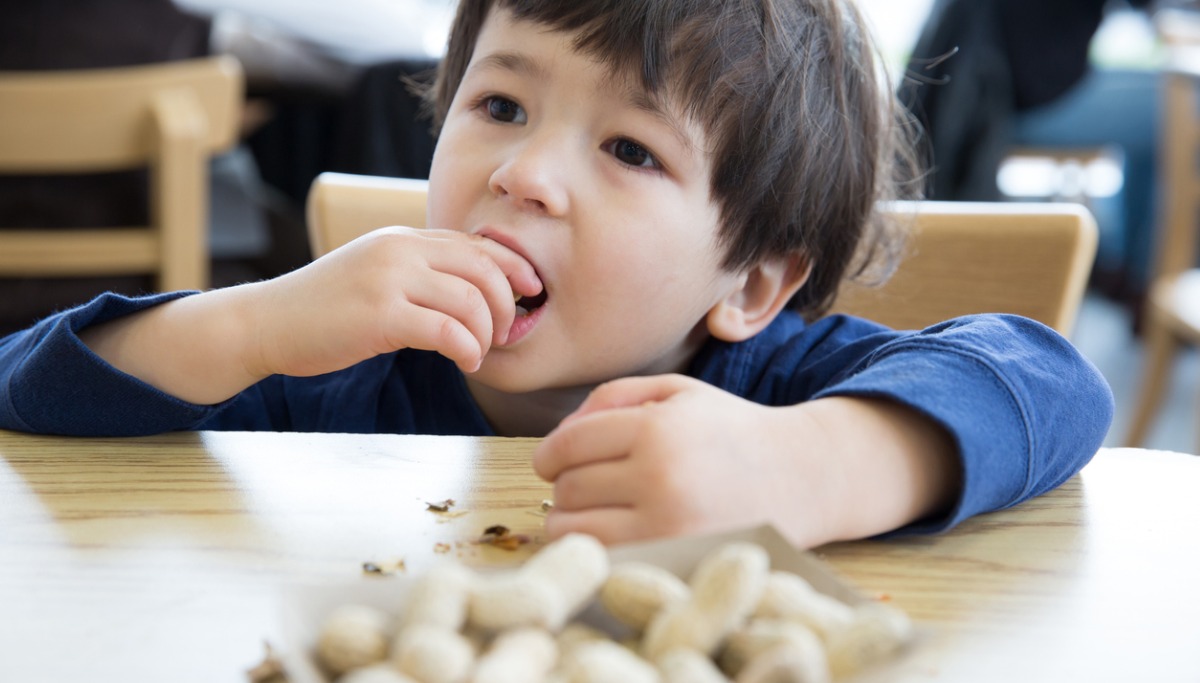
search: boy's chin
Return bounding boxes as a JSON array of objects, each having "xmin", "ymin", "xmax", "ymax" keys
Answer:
[
  {"xmin": 464, "ymin": 359, "xmax": 550, "ymax": 394},
  {"xmin": 465, "ymin": 359, "xmax": 598, "ymax": 397}
]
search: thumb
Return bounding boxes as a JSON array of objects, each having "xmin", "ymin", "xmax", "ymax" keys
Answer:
[{"xmin": 564, "ymin": 374, "xmax": 700, "ymax": 423}]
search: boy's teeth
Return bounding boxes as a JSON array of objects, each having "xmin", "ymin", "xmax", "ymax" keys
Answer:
[{"xmin": 515, "ymin": 305, "xmax": 530, "ymax": 317}]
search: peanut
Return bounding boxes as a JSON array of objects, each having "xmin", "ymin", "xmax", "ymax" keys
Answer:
[
  {"xmin": 654, "ymin": 648, "xmax": 731, "ymax": 683},
  {"xmin": 560, "ymin": 640, "xmax": 660, "ymax": 683},
  {"xmin": 825, "ymin": 602, "xmax": 914, "ymax": 678},
  {"xmin": 402, "ymin": 563, "xmax": 476, "ymax": 632},
  {"xmin": 470, "ymin": 627, "xmax": 558, "ymax": 683},
  {"xmin": 391, "ymin": 623, "xmax": 475, "ymax": 683},
  {"xmin": 735, "ymin": 643, "xmax": 830, "ymax": 683},
  {"xmin": 642, "ymin": 543, "xmax": 770, "ymax": 659},
  {"xmin": 469, "ymin": 533, "xmax": 608, "ymax": 631},
  {"xmin": 317, "ymin": 604, "xmax": 391, "ymax": 676},
  {"xmin": 557, "ymin": 622, "xmax": 611, "ymax": 654},
  {"xmin": 752, "ymin": 571, "xmax": 854, "ymax": 643},
  {"xmin": 600, "ymin": 562, "xmax": 690, "ymax": 632},
  {"xmin": 337, "ymin": 664, "xmax": 419, "ymax": 683},
  {"xmin": 721, "ymin": 619, "xmax": 829, "ymax": 683},
  {"xmin": 718, "ymin": 619, "xmax": 826, "ymax": 679}
]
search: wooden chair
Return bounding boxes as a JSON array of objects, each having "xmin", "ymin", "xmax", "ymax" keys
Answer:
[
  {"xmin": 831, "ymin": 201, "xmax": 1097, "ymax": 335},
  {"xmin": 306, "ymin": 172, "xmax": 1097, "ymax": 336},
  {"xmin": 306, "ymin": 172, "xmax": 429, "ymax": 257},
  {"xmin": 1122, "ymin": 44, "xmax": 1200, "ymax": 448},
  {"xmin": 0, "ymin": 56, "xmax": 243, "ymax": 292}
]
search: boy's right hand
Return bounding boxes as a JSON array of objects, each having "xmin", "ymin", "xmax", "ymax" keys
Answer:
[
  {"xmin": 81, "ymin": 226, "xmax": 541, "ymax": 405},
  {"xmin": 252, "ymin": 226, "xmax": 542, "ymax": 378}
]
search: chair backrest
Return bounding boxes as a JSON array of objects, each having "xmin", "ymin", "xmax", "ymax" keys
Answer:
[
  {"xmin": 831, "ymin": 201, "xmax": 1097, "ymax": 334},
  {"xmin": 0, "ymin": 56, "xmax": 244, "ymax": 291},
  {"xmin": 1154, "ymin": 47, "xmax": 1200, "ymax": 283},
  {"xmin": 306, "ymin": 173, "xmax": 1097, "ymax": 335},
  {"xmin": 306, "ymin": 172, "xmax": 429, "ymax": 258}
]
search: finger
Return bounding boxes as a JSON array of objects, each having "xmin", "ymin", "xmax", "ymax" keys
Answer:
[
  {"xmin": 468, "ymin": 239, "xmax": 543, "ymax": 346},
  {"xmin": 381, "ymin": 302, "xmax": 484, "ymax": 372},
  {"xmin": 543, "ymin": 507, "xmax": 649, "ymax": 545},
  {"xmin": 344, "ymin": 227, "xmax": 515, "ymax": 349},
  {"xmin": 424, "ymin": 230, "xmax": 541, "ymax": 299},
  {"xmin": 495, "ymin": 256, "xmax": 543, "ymax": 302},
  {"xmin": 532, "ymin": 408, "xmax": 641, "ymax": 481},
  {"xmin": 567, "ymin": 374, "xmax": 699, "ymax": 422},
  {"xmin": 402, "ymin": 269, "xmax": 496, "ymax": 356},
  {"xmin": 552, "ymin": 459, "xmax": 641, "ymax": 511},
  {"xmin": 466, "ymin": 233, "xmax": 543, "ymax": 297},
  {"xmin": 423, "ymin": 238, "xmax": 530, "ymax": 346}
]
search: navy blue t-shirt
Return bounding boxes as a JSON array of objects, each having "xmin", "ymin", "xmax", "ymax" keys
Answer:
[{"xmin": 0, "ymin": 291, "xmax": 1114, "ymax": 535}]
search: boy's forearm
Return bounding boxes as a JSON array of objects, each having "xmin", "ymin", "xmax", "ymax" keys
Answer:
[
  {"xmin": 776, "ymin": 396, "xmax": 961, "ymax": 545},
  {"xmin": 79, "ymin": 283, "xmax": 268, "ymax": 405}
]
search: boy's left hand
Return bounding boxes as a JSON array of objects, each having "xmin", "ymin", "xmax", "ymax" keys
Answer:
[{"xmin": 532, "ymin": 374, "xmax": 836, "ymax": 547}]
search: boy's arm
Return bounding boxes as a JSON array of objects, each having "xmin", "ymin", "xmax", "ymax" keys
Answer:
[
  {"xmin": 0, "ymin": 227, "xmax": 540, "ymax": 434},
  {"xmin": 77, "ymin": 283, "xmax": 269, "ymax": 405},
  {"xmin": 533, "ymin": 315, "xmax": 1113, "ymax": 547},
  {"xmin": 0, "ymin": 291, "xmax": 230, "ymax": 436},
  {"xmin": 78, "ymin": 227, "xmax": 540, "ymax": 406},
  {"xmin": 777, "ymin": 395, "xmax": 962, "ymax": 544}
]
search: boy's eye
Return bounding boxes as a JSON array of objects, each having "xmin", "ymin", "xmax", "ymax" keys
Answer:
[
  {"xmin": 606, "ymin": 138, "xmax": 659, "ymax": 170},
  {"xmin": 485, "ymin": 96, "xmax": 526, "ymax": 124}
]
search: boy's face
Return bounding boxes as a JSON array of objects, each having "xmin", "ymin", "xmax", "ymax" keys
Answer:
[{"xmin": 428, "ymin": 7, "xmax": 742, "ymax": 393}]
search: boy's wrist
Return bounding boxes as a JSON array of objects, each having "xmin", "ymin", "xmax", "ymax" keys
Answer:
[
  {"xmin": 147, "ymin": 283, "xmax": 275, "ymax": 404},
  {"xmin": 776, "ymin": 397, "xmax": 960, "ymax": 544},
  {"xmin": 226, "ymin": 280, "xmax": 281, "ymax": 382},
  {"xmin": 751, "ymin": 403, "xmax": 843, "ymax": 547}
]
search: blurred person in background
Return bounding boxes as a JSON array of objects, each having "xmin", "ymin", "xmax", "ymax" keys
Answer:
[{"xmin": 900, "ymin": 0, "xmax": 1196, "ymax": 326}]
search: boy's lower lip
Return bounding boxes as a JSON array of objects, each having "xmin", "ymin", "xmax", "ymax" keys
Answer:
[{"xmin": 502, "ymin": 301, "xmax": 546, "ymax": 346}]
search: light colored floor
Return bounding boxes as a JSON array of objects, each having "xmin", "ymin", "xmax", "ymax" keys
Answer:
[{"xmin": 1071, "ymin": 292, "xmax": 1197, "ymax": 453}]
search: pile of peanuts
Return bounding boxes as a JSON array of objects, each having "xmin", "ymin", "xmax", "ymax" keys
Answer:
[{"xmin": 313, "ymin": 533, "xmax": 913, "ymax": 683}]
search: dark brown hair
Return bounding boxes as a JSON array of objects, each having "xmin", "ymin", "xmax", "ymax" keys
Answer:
[{"xmin": 428, "ymin": 0, "xmax": 921, "ymax": 319}]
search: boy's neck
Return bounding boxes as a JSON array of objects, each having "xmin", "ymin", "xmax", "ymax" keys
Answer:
[{"xmin": 464, "ymin": 378, "xmax": 593, "ymax": 438}]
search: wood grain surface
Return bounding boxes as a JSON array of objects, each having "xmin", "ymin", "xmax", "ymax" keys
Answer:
[{"xmin": 1, "ymin": 430, "xmax": 1196, "ymax": 681}]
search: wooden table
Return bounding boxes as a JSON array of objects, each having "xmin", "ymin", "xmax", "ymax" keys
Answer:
[{"xmin": 1, "ymin": 430, "xmax": 1197, "ymax": 682}]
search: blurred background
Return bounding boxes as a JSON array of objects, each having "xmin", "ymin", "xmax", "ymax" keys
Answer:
[
  {"xmin": 0, "ymin": 0, "xmax": 1195, "ymax": 452},
  {"xmin": 862, "ymin": 1, "xmax": 1198, "ymax": 453}
]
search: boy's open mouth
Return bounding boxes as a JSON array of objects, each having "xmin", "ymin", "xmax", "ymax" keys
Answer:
[{"xmin": 515, "ymin": 288, "xmax": 548, "ymax": 317}]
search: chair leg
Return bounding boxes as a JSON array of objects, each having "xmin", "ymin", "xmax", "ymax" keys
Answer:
[
  {"xmin": 1124, "ymin": 323, "xmax": 1182, "ymax": 447},
  {"xmin": 1195, "ymin": 384, "xmax": 1200, "ymax": 456}
]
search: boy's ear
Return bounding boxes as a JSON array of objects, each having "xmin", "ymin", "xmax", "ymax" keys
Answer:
[{"xmin": 706, "ymin": 254, "xmax": 812, "ymax": 342}]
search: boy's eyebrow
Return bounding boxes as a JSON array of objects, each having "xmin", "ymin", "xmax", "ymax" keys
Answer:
[{"xmin": 467, "ymin": 51, "xmax": 551, "ymax": 82}]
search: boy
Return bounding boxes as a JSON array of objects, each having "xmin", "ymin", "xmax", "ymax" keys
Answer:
[{"xmin": 0, "ymin": 0, "xmax": 1112, "ymax": 549}]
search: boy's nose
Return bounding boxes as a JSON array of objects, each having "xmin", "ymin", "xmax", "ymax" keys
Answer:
[{"xmin": 487, "ymin": 136, "xmax": 570, "ymax": 217}]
